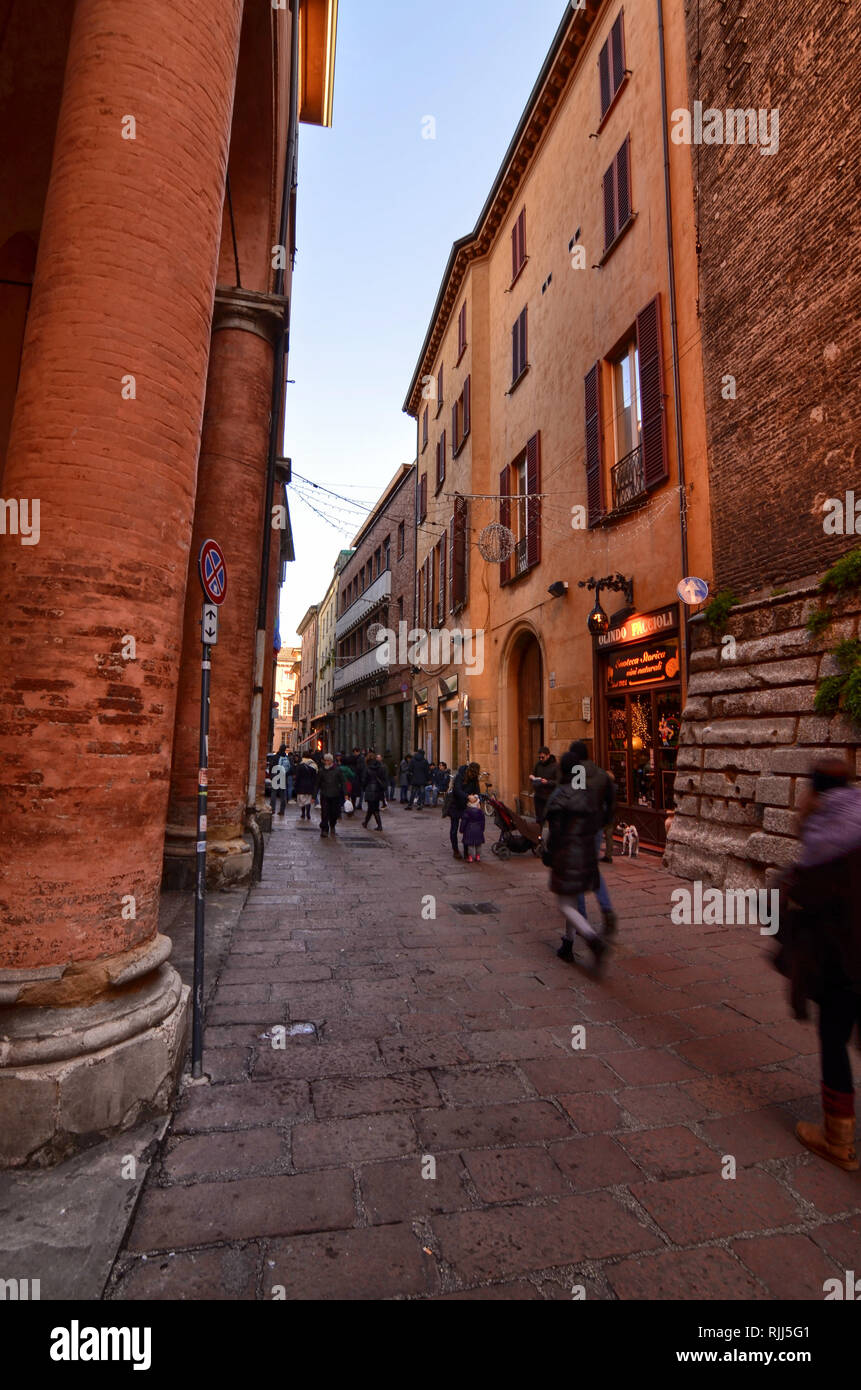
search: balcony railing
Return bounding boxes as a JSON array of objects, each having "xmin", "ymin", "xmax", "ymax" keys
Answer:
[
  {"xmin": 333, "ymin": 647, "xmax": 390, "ymax": 694},
  {"xmin": 514, "ymin": 537, "xmax": 529, "ymax": 576},
  {"xmin": 335, "ymin": 568, "xmax": 391, "ymax": 641},
  {"xmin": 610, "ymin": 444, "xmax": 645, "ymax": 512}
]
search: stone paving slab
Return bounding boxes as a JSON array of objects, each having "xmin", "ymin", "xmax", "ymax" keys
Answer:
[{"xmin": 107, "ymin": 803, "xmax": 861, "ymax": 1301}]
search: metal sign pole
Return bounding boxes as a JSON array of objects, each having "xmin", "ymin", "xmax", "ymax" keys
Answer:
[{"xmin": 192, "ymin": 617, "xmax": 212, "ymax": 1078}]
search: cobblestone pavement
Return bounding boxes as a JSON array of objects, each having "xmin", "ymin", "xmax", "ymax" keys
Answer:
[{"xmin": 109, "ymin": 801, "xmax": 861, "ymax": 1301}]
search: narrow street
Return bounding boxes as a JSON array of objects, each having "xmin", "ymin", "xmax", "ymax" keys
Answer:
[{"xmin": 108, "ymin": 809, "xmax": 861, "ymax": 1301}]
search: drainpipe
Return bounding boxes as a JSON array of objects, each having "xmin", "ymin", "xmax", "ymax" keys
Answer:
[
  {"xmin": 246, "ymin": 0, "xmax": 300, "ymax": 848},
  {"xmin": 656, "ymin": 0, "xmax": 691, "ymax": 679}
]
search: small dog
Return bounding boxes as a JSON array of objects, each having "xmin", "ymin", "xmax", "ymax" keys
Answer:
[{"xmin": 621, "ymin": 823, "xmax": 640, "ymax": 858}]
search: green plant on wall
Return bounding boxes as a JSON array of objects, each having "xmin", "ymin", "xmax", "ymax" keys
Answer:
[
  {"xmin": 703, "ymin": 589, "xmax": 737, "ymax": 637},
  {"xmin": 811, "ymin": 549, "xmax": 861, "ymax": 725}
]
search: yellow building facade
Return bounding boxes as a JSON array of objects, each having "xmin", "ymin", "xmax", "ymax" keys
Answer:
[{"xmin": 405, "ymin": 0, "xmax": 712, "ymax": 847}]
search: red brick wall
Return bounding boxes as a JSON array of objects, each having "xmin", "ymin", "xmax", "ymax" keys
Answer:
[
  {"xmin": 0, "ymin": 0, "xmax": 244, "ymax": 968},
  {"xmin": 689, "ymin": 0, "xmax": 861, "ymax": 596}
]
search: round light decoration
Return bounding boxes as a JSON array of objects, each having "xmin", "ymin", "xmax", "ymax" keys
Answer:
[
  {"xmin": 677, "ymin": 576, "xmax": 710, "ymax": 605},
  {"xmin": 478, "ymin": 522, "xmax": 515, "ymax": 563}
]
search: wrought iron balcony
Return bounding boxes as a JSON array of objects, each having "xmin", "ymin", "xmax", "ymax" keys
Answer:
[
  {"xmin": 335, "ymin": 568, "xmax": 391, "ymax": 641},
  {"xmin": 514, "ymin": 537, "xmax": 529, "ymax": 576},
  {"xmin": 610, "ymin": 444, "xmax": 645, "ymax": 512}
]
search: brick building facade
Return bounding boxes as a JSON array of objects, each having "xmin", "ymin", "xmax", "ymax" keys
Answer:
[
  {"xmin": 0, "ymin": 0, "xmax": 338, "ymax": 1165},
  {"xmin": 665, "ymin": 0, "xmax": 861, "ymax": 887},
  {"xmin": 333, "ymin": 464, "xmax": 417, "ymax": 759}
]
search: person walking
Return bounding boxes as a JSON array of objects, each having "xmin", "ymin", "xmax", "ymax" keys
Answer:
[
  {"xmin": 384, "ymin": 752, "xmax": 397, "ymax": 804},
  {"xmin": 407, "ymin": 749, "xmax": 430, "ymax": 810},
  {"xmin": 460, "ymin": 793, "xmax": 486, "ymax": 863},
  {"xmin": 318, "ymin": 753, "xmax": 347, "ymax": 838},
  {"xmin": 777, "ymin": 758, "xmax": 861, "ymax": 1171},
  {"xmin": 424, "ymin": 762, "xmax": 438, "ymax": 806},
  {"xmin": 568, "ymin": 740, "xmax": 618, "ymax": 937},
  {"xmin": 543, "ymin": 750, "xmax": 608, "ymax": 972},
  {"xmin": 270, "ymin": 744, "xmax": 289, "ymax": 817},
  {"xmin": 294, "ymin": 755, "xmax": 319, "ymax": 823},
  {"xmin": 350, "ymin": 747, "xmax": 367, "ymax": 812},
  {"xmin": 529, "ymin": 746, "xmax": 559, "ymax": 825},
  {"xmin": 398, "ymin": 756, "xmax": 410, "ymax": 804},
  {"xmin": 447, "ymin": 761, "xmax": 481, "ymax": 860},
  {"xmin": 362, "ymin": 753, "xmax": 388, "ymax": 831}
]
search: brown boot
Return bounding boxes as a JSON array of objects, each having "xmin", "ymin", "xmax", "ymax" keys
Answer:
[{"xmin": 796, "ymin": 1088, "xmax": 858, "ymax": 1171}]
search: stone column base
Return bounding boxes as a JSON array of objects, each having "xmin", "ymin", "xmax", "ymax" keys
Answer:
[
  {"xmin": 162, "ymin": 823, "xmax": 253, "ymax": 890},
  {"xmin": 0, "ymin": 960, "xmax": 190, "ymax": 1168}
]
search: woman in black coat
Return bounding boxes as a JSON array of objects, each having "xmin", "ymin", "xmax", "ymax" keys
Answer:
[{"xmin": 543, "ymin": 751, "xmax": 607, "ymax": 971}]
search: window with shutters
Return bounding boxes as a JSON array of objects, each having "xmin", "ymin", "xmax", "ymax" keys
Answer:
[
  {"xmin": 422, "ymin": 406, "xmax": 429, "ymax": 452},
  {"xmin": 598, "ymin": 11, "xmax": 627, "ymax": 124},
  {"xmin": 436, "ymin": 365, "xmax": 444, "ymax": 417},
  {"xmin": 602, "ymin": 135, "xmax": 633, "ymax": 255},
  {"xmin": 418, "ymin": 473, "xmax": 427, "ymax": 523},
  {"xmin": 457, "ymin": 302, "xmax": 467, "ymax": 362},
  {"xmin": 511, "ymin": 308, "xmax": 528, "ymax": 389},
  {"xmin": 511, "ymin": 207, "xmax": 527, "ymax": 285},
  {"xmin": 585, "ymin": 294, "xmax": 667, "ymax": 526},
  {"xmin": 452, "ymin": 375, "xmax": 471, "ymax": 456},
  {"xmin": 437, "ymin": 534, "xmax": 447, "ymax": 625},
  {"xmin": 435, "ymin": 430, "xmax": 446, "ymax": 492},
  {"xmin": 450, "ymin": 494, "xmax": 468, "ymax": 611},
  {"xmin": 499, "ymin": 434, "xmax": 541, "ymax": 585}
]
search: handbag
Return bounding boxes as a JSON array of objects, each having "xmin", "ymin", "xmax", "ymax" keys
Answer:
[{"xmin": 343, "ymin": 798, "xmax": 354, "ymax": 816}]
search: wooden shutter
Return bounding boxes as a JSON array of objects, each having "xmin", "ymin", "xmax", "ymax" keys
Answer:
[
  {"xmin": 438, "ymin": 365, "xmax": 443, "ymax": 407},
  {"xmin": 637, "ymin": 294, "xmax": 668, "ymax": 490},
  {"xmin": 463, "ymin": 375, "xmax": 471, "ymax": 436},
  {"xmin": 585, "ymin": 362, "xmax": 604, "ymax": 527},
  {"xmin": 419, "ymin": 473, "xmax": 427, "ymax": 521},
  {"xmin": 499, "ymin": 466, "xmax": 512, "ymax": 586},
  {"xmin": 452, "ymin": 401, "xmax": 459, "ymax": 454},
  {"xmin": 511, "ymin": 318, "xmax": 519, "ymax": 383},
  {"xmin": 603, "ymin": 162, "xmax": 616, "ymax": 251},
  {"xmin": 616, "ymin": 136, "xmax": 630, "ymax": 232},
  {"xmin": 453, "ymin": 495, "xmax": 467, "ymax": 607},
  {"xmin": 611, "ymin": 12, "xmax": 625, "ymax": 95},
  {"xmin": 520, "ymin": 310, "xmax": 528, "ymax": 373},
  {"xmin": 440, "ymin": 429, "xmax": 446, "ymax": 485},
  {"xmin": 511, "ymin": 220, "xmax": 519, "ymax": 281},
  {"xmin": 448, "ymin": 515, "xmax": 455, "ymax": 613},
  {"xmin": 426, "ymin": 555, "xmax": 433, "ymax": 631},
  {"xmin": 438, "ymin": 535, "xmax": 446, "ymax": 624},
  {"xmin": 526, "ymin": 432, "xmax": 541, "ymax": 569},
  {"xmin": 599, "ymin": 38, "xmax": 611, "ymax": 117}
]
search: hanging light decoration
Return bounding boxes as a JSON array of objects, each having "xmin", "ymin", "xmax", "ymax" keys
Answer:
[
  {"xmin": 587, "ymin": 595, "xmax": 610, "ymax": 636},
  {"xmin": 478, "ymin": 522, "xmax": 515, "ymax": 563}
]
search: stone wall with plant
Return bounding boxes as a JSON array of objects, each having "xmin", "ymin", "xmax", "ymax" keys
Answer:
[{"xmin": 665, "ymin": 556, "xmax": 861, "ymax": 890}]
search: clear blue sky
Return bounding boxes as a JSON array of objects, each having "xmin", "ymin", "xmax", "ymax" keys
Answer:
[{"xmin": 281, "ymin": 0, "xmax": 567, "ymax": 643}]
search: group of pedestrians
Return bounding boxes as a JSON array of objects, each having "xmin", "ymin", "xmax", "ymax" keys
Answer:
[{"xmin": 269, "ymin": 745, "xmax": 395, "ymax": 836}]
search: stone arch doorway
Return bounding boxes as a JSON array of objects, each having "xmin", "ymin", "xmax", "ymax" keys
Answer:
[{"xmin": 501, "ymin": 626, "xmax": 545, "ymax": 813}]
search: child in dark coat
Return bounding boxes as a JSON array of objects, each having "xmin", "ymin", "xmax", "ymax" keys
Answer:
[{"xmin": 460, "ymin": 794, "xmax": 486, "ymax": 863}]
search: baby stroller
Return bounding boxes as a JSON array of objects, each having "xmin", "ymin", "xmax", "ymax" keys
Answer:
[{"xmin": 483, "ymin": 793, "xmax": 542, "ymax": 860}]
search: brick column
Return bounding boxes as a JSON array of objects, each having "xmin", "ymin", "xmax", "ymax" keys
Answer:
[
  {"xmin": 0, "ymin": 0, "xmax": 244, "ymax": 1166},
  {"xmin": 164, "ymin": 290, "xmax": 286, "ymax": 888}
]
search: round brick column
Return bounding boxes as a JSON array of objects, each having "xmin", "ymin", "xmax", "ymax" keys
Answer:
[
  {"xmin": 164, "ymin": 291, "xmax": 286, "ymax": 888},
  {"xmin": 0, "ymin": 0, "xmax": 244, "ymax": 1166}
]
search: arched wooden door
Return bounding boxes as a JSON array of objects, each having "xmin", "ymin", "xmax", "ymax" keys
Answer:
[{"xmin": 516, "ymin": 635, "xmax": 543, "ymax": 810}]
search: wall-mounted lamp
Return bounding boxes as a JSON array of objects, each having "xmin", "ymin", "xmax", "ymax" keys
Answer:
[
  {"xmin": 578, "ymin": 573, "xmax": 634, "ymax": 636},
  {"xmin": 548, "ymin": 580, "xmax": 569, "ymax": 598}
]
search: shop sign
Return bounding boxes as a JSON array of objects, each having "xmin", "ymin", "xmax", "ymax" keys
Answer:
[
  {"xmin": 597, "ymin": 603, "xmax": 678, "ymax": 650},
  {"xmin": 606, "ymin": 640, "xmax": 680, "ymax": 691}
]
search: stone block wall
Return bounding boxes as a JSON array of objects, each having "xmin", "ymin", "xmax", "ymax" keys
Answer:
[{"xmin": 664, "ymin": 581, "xmax": 861, "ymax": 889}]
